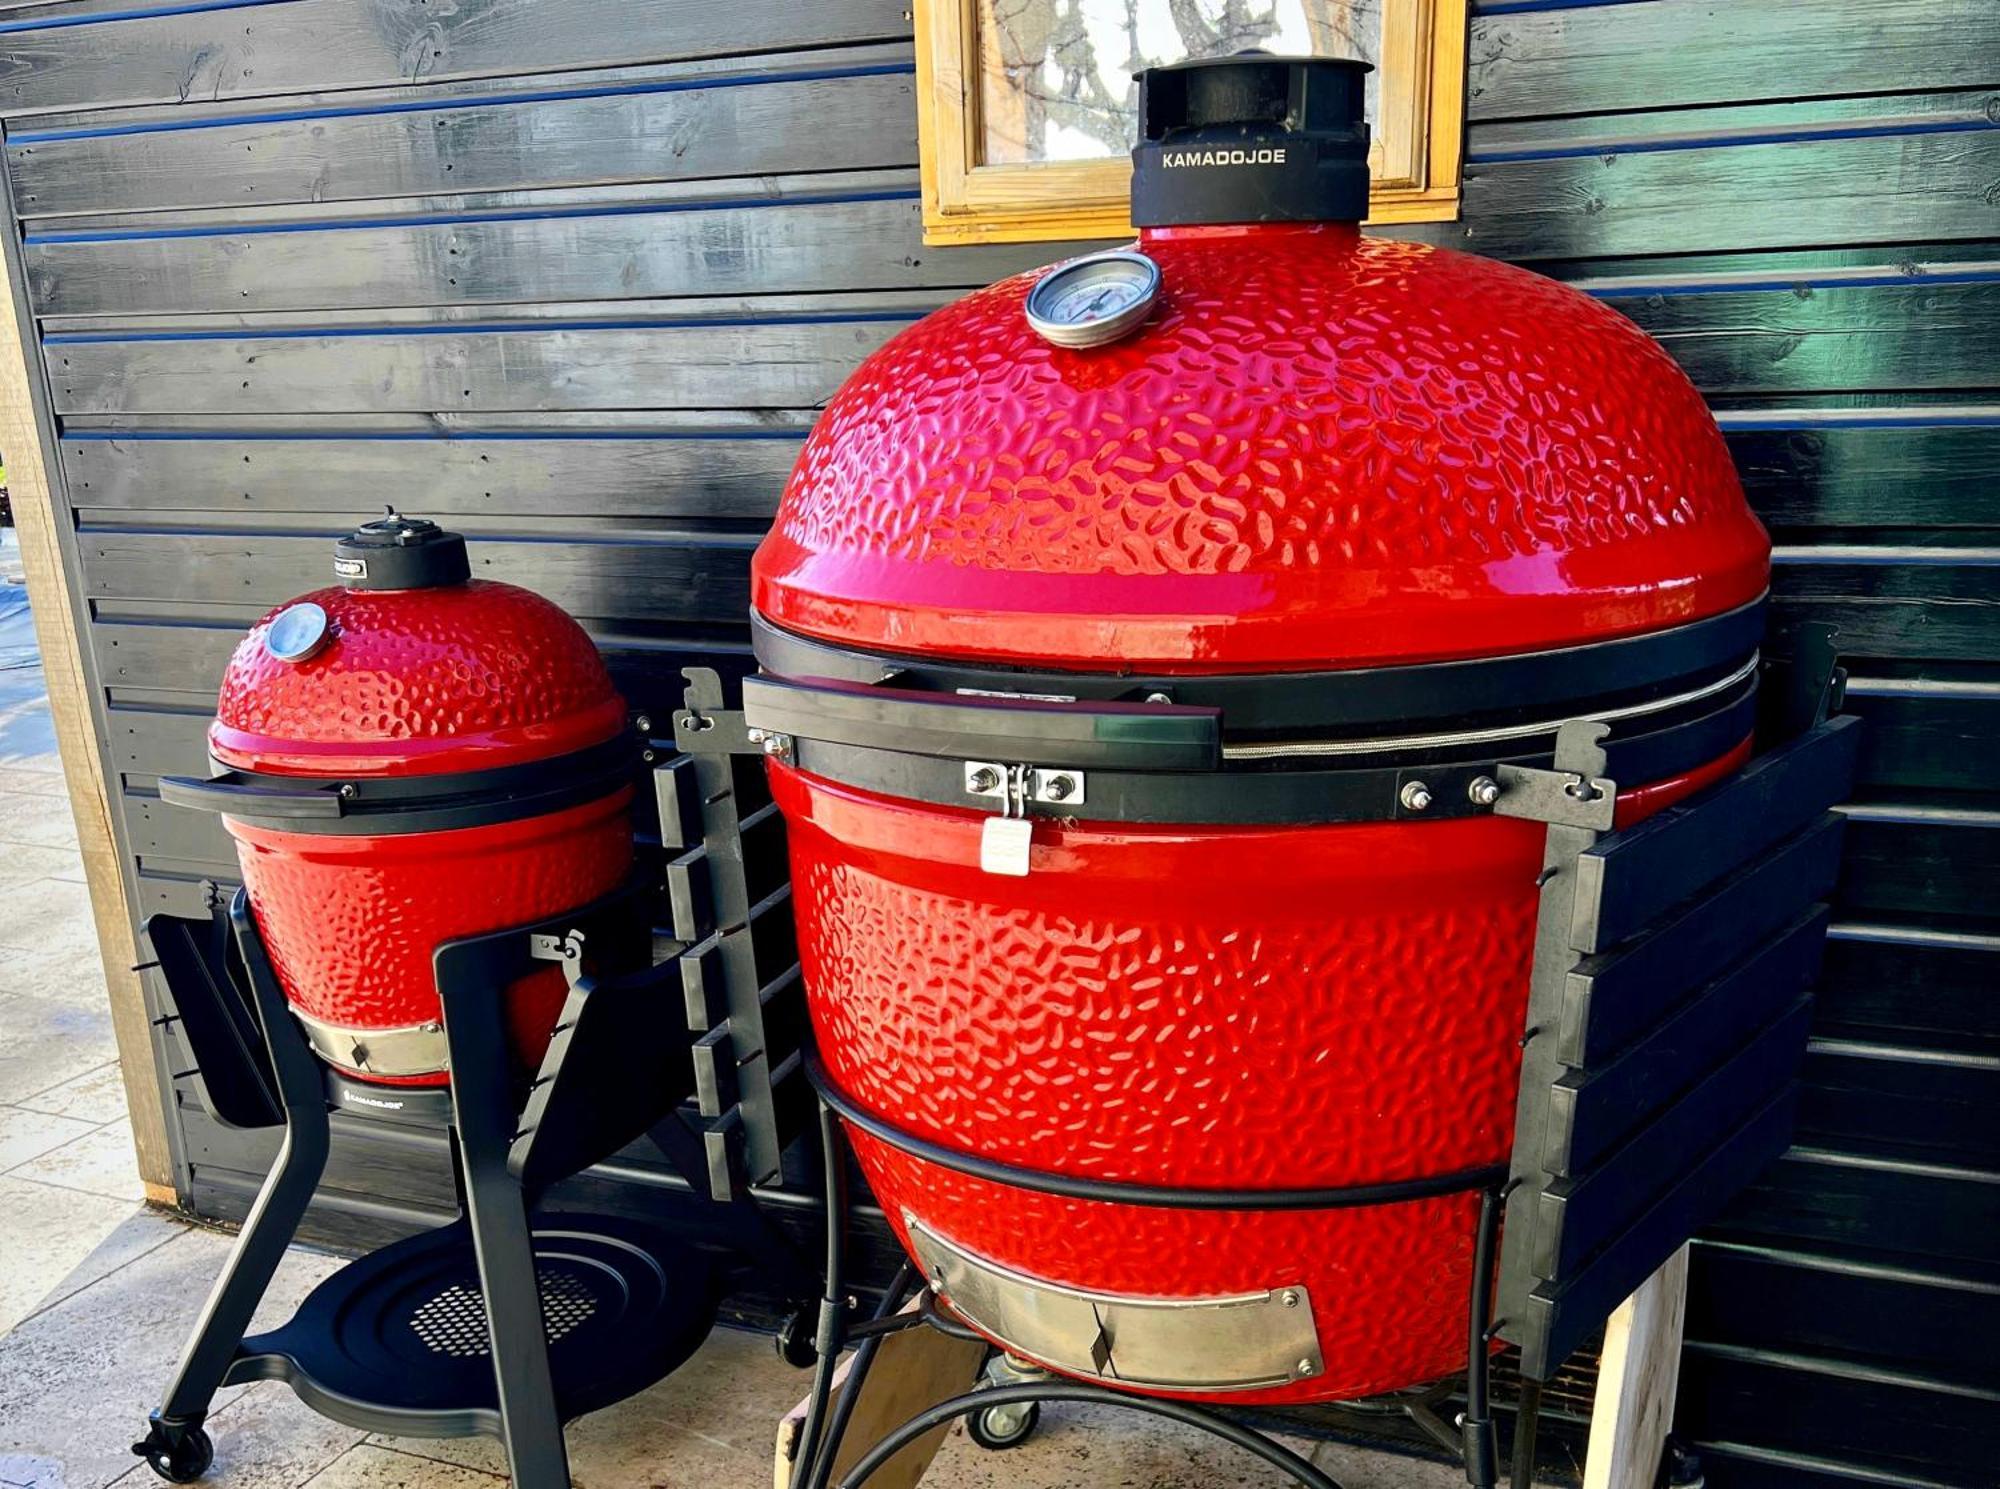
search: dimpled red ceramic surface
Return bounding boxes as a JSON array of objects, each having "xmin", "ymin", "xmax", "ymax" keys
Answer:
[
  {"xmin": 755, "ymin": 223, "xmax": 1769, "ymax": 672},
  {"xmin": 212, "ymin": 579, "xmax": 627, "ymax": 777},
  {"xmin": 778, "ymin": 749, "xmax": 1744, "ymax": 1400}
]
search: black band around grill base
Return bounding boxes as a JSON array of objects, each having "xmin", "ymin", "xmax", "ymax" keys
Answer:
[{"xmin": 805, "ymin": 1053, "xmax": 1506, "ymax": 1211}]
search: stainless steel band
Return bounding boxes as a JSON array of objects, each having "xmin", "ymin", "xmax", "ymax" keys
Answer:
[
  {"xmin": 291, "ymin": 1007, "xmax": 449, "ymax": 1078},
  {"xmin": 907, "ymin": 1217, "xmax": 1325, "ymax": 1394}
]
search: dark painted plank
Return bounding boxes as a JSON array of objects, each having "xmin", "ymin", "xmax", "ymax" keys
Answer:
[
  {"xmin": 1799, "ymin": 1040, "xmax": 2000, "ymax": 1167},
  {"xmin": 62, "ymin": 433, "xmax": 803, "ymax": 521},
  {"xmin": 9, "ymin": 65, "xmax": 916, "ymax": 217},
  {"xmin": 1450, "ymin": 131, "xmax": 2000, "ymax": 262},
  {"xmin": 1538, "ymin": 1000, "xmax": 1814, "ymax": 1280},
  {"xmin": 1619, "ymin": 281, "xmax": 2000, "ymax": 396},
  {"xmin": 22, "ymin": 191, "xmax": 1074, "ymax": 316},
  {"xmin": 1687, "ymin": 1241, "xmax": 2000, "ymax": 1387},
  {"xmin": 1845, "ymin": 686, "xmax": 2000, "ymax": 795},
  {"xmin": 1570, "ymin": 717, "xmax": 1861, "ymax": 954},
  {"xmin": 1712, "ymin": 1148, "xmax": 2000, "ymax": 1266},
  {"xmin": 1730, "ymin": 426, "xmax": 2000, "ymax": 532},
  {"xmin": 1816, "ymin": 934, "xmax": 2000, "ymax": 1047},
  {"xmin": 1546, "ymin": 927, "xmax": 1822, "ymax": 1179},
  {"xmin": 1836, "ymin": 818, "xmax": 2000, "ymax": 924},
  {"xmin": 1559, "ymin": 815, "xmax": 1843, "ymax": 1067},
  {"xmin": 0, "ymin": 0, "xmax": 913, "ymax": 115},
  {"xmin": 1677, "ymin": 1345, "xmax": 2000, "ymax": 1482},
  {"xmin": 1468, "ymin": 0, "xmax": 2000, "ymax": 121},
  {"xmin": 76, "ymin": 530, "xmax": 754, "ymax": 625},
  {"xmin": 47, "ymin": 317, "xmax": 907, "ymax": 414}
]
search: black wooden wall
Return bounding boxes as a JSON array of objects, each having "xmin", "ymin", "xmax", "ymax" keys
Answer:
[{"xmin": 2, "ymin": 1, "xmax": 1993, "ymax": 1484}]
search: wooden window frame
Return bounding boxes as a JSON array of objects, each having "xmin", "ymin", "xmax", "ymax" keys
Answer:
[{"xmin": 915, "ymin": 0, "xmax": 1468, "ymax": 246}]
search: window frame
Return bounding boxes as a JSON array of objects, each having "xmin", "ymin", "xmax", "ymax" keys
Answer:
[{"xmin": 913, "ymin": 0, "xmax": 1469, "ymax": 246}]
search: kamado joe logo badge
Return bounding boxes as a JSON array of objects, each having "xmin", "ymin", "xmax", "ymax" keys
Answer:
[{"xmin": 1162, "ymin": 146, "xmax": 1288, "ymax": 168}]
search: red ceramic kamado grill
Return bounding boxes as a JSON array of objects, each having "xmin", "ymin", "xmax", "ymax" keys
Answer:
[
  {"xmin": 746, "ymin": 54, "xmax": 1773, "ymax": 1407},
  {"xmin": 171, "ymin": 511, "xmax": 636, "ymax": 1086}
]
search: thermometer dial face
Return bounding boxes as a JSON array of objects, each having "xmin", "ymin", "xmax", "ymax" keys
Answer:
[
  {"xmin": 264, "ymin": 601, "xmax": 331, "ymax": 664},
  {"xmin": 1024, "ymin": 250, "xmax": 1162, "ymax": 349}
]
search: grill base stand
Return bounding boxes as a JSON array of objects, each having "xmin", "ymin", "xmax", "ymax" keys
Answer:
[{"xmin": 137, "ymin": 882, "xmax": 718, "ymax": 1488}]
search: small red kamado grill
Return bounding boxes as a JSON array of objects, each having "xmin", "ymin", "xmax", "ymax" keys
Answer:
[
  {"xmin": 133, "ymin": 514, "xmax": 723, "ymax": 1488},
  {"xmin": 711, "ymin": 53, "xmax": 1861, "ymax": 1489}
]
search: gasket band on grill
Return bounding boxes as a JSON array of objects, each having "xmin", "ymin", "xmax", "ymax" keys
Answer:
[
  {"xmin": 753, "ymin": 597, "xmax": 1767, "ymax": 741},
  {"xmin": 158, "ymin": 731, "xmax": 639, "ymax": 836},
  {"xmin": 805, "ymin": 1052, "xmax": 1506, "ymax": 1211}
]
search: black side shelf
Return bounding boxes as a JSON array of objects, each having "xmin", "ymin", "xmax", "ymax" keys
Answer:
[{"xmin": 1496, "ymin": 714, "xmax": 1862, "ymax": 1378}]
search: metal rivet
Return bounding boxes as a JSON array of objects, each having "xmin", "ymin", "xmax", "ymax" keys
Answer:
[
  {"xmin": 1399, "ymin": 781, "xmax": 1433, "ymax": 812},
  {"xmin": 1281, "ymin": 1290, "xmax": 1300, "ymax": 1308},
  {"xmin": 634, "ymin": 714, "xmax": 652, "ymax": 734},
  {"xmin": 1467, "ymin": 775, "xmax": 1500, "ymax": 807},
  {"xmin": 337, "ymin": 783, "xmax": 358, "ymax": 800},
  {"xmin": 1144, "ymin": 691, "xmax": 1172, "ymax": 705},
  {"xmin": 967, "ymin": 766, "xmax": 1002, "ymax": 793}
]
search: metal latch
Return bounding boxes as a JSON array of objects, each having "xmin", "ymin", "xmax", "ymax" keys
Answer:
[{"xmin": 964, "ymin": 763, "xmax": 1086, "ymax": 877}]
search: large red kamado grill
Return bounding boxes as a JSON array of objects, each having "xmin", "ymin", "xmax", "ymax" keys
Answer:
[
  {"xmin": 167, "ymin": 512, "xmax": 637, "ymax": 1087},
  {"xmin": 746, "ymin": 55, "xmax": 1772, "ymax": 1404}
]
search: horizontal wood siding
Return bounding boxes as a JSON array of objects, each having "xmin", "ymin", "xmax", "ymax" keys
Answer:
[
  {"xmin": 0, "ymin": 0, "xmax": 1992, "ymax": 1479},
  {"xmin": 1460, "ymin": 4, "xmax": 2000, "ymax": 1485}
]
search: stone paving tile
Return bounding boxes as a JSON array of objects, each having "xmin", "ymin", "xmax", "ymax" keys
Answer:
[
  {"xmin": 303, "ymin": 1444, "xmax": 507, "ymax": 1487},
  {"xmin": 104, "ymin": 1382, "xmax": 368, "ymax": 1489},
  {"xmin": 0, "ymin": 790, "xmax": 79, "ymax": 851},
  {"xmin": 0, "ymin": 767, "xmax": 70, "ymax": 798},
  {"xmin": 17, "ymin": 1061, "xmax": 131, "ymax": 1126},
  {"xmin": 14, "ymin": 1207, "xmax": 182, "ymax": 1327},
  {"xmin": 0, "ymin": 842, "xmax": 80, "ymax": 891},
  {"xmin": 0, "ymin": 989, "xmax": 120, "ymax": 1104},
  {"xmin": 0, "ymin": 1174, "xmax": 137, "ymax": 1336},
  {"xmin": 0, "ymin": 1104, "xmax": 98, "ymax": 1170},
  {"xmin": 7, "ymin": 1118, "xmax": 144, "ymax": 1202},
  {"xmin": 0, "ymin": 1219, "xmax": 344, "ymax": 1489},
  {"xmin": 0, "ymin": 874, "xmax": 101, "ymax": 962}
]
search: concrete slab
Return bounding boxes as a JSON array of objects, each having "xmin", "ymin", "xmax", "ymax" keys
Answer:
[
  {"xmin": 0, "ymin": 1104, "xmax": 98, "ymax": 1170},
  {"xmin": 0, "ymin": 1217, "xmax": 344, "ymax": 1489},
  {"xmin": 0, "ymin": 989, "xmax": 120, "ymax": 1104},
  {"xmin": 0, "ymin": 874, "xmax": 102, "ymax": 962},
  {"xmin": 7, "ymin": 1118, "xmax": 145, "ymax": 1203},
  {"xmin": 0, "ymin": 1175, "xmax": 138, "ymax": 1335},
  {"xmin": 0, "ymin": 790, "xmax": 79, "ymax": 851},
  {"xmin": 18, "ymin": 1062, "xmax": 131, "ymax": 1126}
]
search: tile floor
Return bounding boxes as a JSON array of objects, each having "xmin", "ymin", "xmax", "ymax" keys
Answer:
[{"xmin": 0, "ymin": 529, "xmax": 1477, "ymax": 1487}]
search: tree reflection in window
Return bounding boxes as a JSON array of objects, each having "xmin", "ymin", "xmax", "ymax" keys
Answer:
[{"xmin": 979, "ymin": 0, "xmax": 1382, "ymax": 167}]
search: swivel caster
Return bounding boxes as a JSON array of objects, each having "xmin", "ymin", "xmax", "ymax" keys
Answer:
[
  {"xmin": 132, "ymin": 1417, "xmax": 214, "ymax": 1483},
  {"xmin": 967, "ymin": 1398, "xmax": 1040, "ymax": 1451}
]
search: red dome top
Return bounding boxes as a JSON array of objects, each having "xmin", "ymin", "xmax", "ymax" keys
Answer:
[
  {"xmin": 212, "ymin": 578, "xmax": 625, "ymax": 777},
  {"xmin": 753, "ymin": 224, "xmax": 1769, "ymax": 673}
]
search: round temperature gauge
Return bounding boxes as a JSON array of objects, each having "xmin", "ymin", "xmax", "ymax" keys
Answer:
[
  {"xmin": 264, "ymin": 601, "xmax": 331, "ymax": 664},
  {"xmin": 1024, "ymin": 249, "xmax": 1162, "ymax": 349}
]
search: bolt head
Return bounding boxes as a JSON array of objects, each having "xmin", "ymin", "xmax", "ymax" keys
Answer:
[
  {"xmin": 1280, "ymin": 1289, "xmax": 1300, "ymax": 1308},
  {"xmin": 1399, "ymin": 781, "xmax": 1433, "ymax": 812},
  {"xmin": 1468, "ymin": 775, "xmax": 1501, "ymax": 807},
  {"xmin": 968, "ymin": 767, "xmax": 1002, "ymax": 793},
  {"xmin": 762, "ymin": 734, "xmax": 790, "ymax": 757},
  {"xmin": 337, "ymin": 782, "xmax": 358, "ymax": 799},
  {"xmin": 1295, "ymin": 1357, "xmax": 1316, "ymax": 1376},
  {"xmin": 746, "ymin": 727, "xmax": 766, "ymax": 743},
  {"xmin": 1144, "ymin": 691, "xmax": 1173, "ymax": 705},
  {"xmin": 1044, "ymin": 773, "xmax": 1075, "ymax": 801},
  {"xmin": 634, "ymin": 714, "xmax": 652, "ymax": 734}
]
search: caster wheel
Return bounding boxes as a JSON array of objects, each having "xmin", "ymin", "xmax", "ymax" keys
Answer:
[
  {"xmin": 132, "ymin": 1421, "xmax": 214, "ymax": 1483},
  {"xmin": 967, "ymin": 1399, "xmax": 1040, "ymax": 1451}
]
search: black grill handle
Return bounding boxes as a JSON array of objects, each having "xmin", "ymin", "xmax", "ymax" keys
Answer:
[
  {"xmin": 741, "ymin": 674, "xmax": 1222, "ymax": 772},
  {"xmin": 158, "ymin": 771, "xmax": 349, "ymax": 819}
]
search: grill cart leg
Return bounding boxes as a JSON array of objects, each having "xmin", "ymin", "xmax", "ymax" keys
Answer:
[
  {"xmin": 437, "ymin": 964, "xmax": 571, "ymax": 1489},
  {"xmin": 136, "ymin": 892, "xmax": 331, "ymax": 1481}
]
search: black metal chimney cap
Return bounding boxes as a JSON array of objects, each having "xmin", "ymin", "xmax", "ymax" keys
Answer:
[
  {"xmin": 332, "ymin": 509, "xmax": 471, "ymax": 590},
  {"xmin": 1131, "ymin": 53, "xmax": 1372, "ymax": 228}
]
